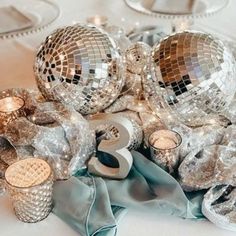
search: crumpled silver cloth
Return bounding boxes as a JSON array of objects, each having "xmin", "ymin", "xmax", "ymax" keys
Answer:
[
  {"xmin": 179, "ymin": 145, "xmax": 236, "ymax": 192},
  {"xmin": 0, "ymin": 136, "xmax": 17, "ymax": 165},
  {"xmin": 173, "ymin": 124, "xmax": 225, "ymax": 159},
  {"xmin": 222, "ymin": 98, "xmax": 236, "ymax": 125},
  {"xmin": 202, "ymin": 185, "xmax": 236, "ymax": 232},
  {"xmin": 4, "ymin": 102, "xmax": 95, "ymax": 179}
]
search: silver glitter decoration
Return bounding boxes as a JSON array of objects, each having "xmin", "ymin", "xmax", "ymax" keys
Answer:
[
  {"xmin": 34, "ymin": 24, "xmax": 125, "ymax": 115},
  {"xmin": 202, "ymin": 185, "xmax": 236, "ymax": 232},
  {"xmin": 125, "ymin": 42, "xmax": 151, "ymax": 75},
  {"xmin": 173, "ymin": 124, "xmax": 225, "ymax": 158},
  {"xmin": 0, "ymin": 137, "xmax": 17, "ymax": 165},
  {"xmin": 222, "ymin": 125, "xmax": 236, "ymax": 149},
  {"xmin": 4, "ymin": 102, "xmax": 95, "ymax": 179},
  {"xmin": 222, "ymin": 98, "xmax": 236, "ymax": 124},
  {"xmin": 179, "ymin": 145, "xmax": 236, "ymax": 192},
  {"xmin": 143, "ymin": 31, "xmax": 236, "ymax": 126},
  {"xmin": 122, "ymin": 72, "xmax": 143, "ymax": 97}
]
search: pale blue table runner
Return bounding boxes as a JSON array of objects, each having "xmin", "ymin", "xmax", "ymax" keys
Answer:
[{"xmin": 53, "ymin": 151, "xmax": 204, "ymax": 236}]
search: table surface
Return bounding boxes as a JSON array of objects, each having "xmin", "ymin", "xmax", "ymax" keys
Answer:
[{"xmin": 0, "ymin": 0, "xmax": 236, "ymax": 235}]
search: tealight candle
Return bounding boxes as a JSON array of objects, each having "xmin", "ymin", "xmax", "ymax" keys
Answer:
[
  {"xmin": 0, "ymin": 96, "xmax": 25, "ymax": 127},
  {"xmin": 149, "ymin": 129, "xmax": 182, "ymax": 173},
  {"xmin": 153, "ymin": 137, "xmax": 177, "ymax": 149},
  {"xmin": 86, "ymin": 15, "xmax": 108, "ymax": 27},
  {"xmin": 0, "ymin": 96, "xmax": 24, "ymax": 113}
]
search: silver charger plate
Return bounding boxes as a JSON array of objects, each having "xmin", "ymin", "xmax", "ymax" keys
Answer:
[
  {"xmin": 124, "ymin": 0, "xmax": 229, "ymax": 18},
  {"xmin": 0, "ymin": 0, "xmax": 60, "ymax": 39}
]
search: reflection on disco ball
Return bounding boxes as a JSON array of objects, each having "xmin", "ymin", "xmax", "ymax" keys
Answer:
[
  {"xmin": 34, "ymin": 24, "xmax": 124, "ymax": 115},
  {"xmin": 143, "ymin": 31, "xmax": 236, "ymax": 126}
]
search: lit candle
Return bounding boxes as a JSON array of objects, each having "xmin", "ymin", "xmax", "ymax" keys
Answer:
[
  {"xmin": 0, "ymin": 96, "xmax": 24, "ymax": 113},
  {"xmin": 86, "ymin": 15, "xmax": 108, "ymax": 27},
  {"xmin": 149, "ymin": 129, "xmax": 182, "ymax": 173},
  {"xmin": 153, "ymin": 136, "xmax": 177, "ymax": 149},
  {"xmin": 0, "ymin": 96, "xmax": 26, "ymax": 131},
  {"xmin": 149, "ymin": 130, "xmax": 181, "ymax": 150}
]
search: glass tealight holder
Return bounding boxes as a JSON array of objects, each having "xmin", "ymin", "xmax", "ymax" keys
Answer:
[
  {"xmin": 148, "ymin": 129, "xmax": 182, "ymax": 173},
  {"xmin": 0, "ymin": 96, "xmax": 26, "ymax": 131},
  {"xmin": 5, "ymin": 158, "xmax": 53, "ymax": 223}
]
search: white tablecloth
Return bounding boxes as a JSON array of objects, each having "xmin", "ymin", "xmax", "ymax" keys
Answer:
[{"xmin": 0, "ymin": 0, "xmax": 236, "ymax": 235}]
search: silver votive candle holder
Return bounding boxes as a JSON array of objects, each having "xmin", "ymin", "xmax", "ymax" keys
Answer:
[
  {"xmin": 5, "ymin": 158, "xmax": 53, "ymax": 223},
  {"xmin": 149, "ymin": 129, "xmax": 182, "ymax": 173},
  {"xmin": 0, "ymin": 96, "xmax": 26, "ymax": 130}
]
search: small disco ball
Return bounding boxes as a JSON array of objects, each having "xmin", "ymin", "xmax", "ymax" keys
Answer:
[
  {"xmin": 125, "ymin": 42, "xmax": 151, "ymax": 75},
  {"xmin": 34, "ymin": 24, "xmax": 124, "ymax": 115},
  {"xmin": 143, "ymin": 31, "xmax": 236, "ymax": 126}
]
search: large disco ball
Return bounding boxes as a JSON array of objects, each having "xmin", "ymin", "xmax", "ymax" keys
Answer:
[
  {"xmin": 34, "ymin": 24, "xmax": 124, "ymax": 115},
  {"xmin": 143, "ymin": 31, "xmax": 236, "ymax": 126}
]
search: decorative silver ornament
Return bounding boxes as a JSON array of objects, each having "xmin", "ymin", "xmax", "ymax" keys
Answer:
[
  {"xmin": 34, "ymin": 24, "xmax": 125, "ymax": 115},
  {"xmin": 125, "ymin": 42, "xmax": 151, "ymax": 75},
  {"xmin": 4, "ymin": 102, "xmax": 95, "ymax": 179},
  {"xmin": 202, "ymin": 185, "xmax": 236, "ymax": 232},
  {"xmin": 173, "ymin": 124, "xmax": 225, "ymax": 158},
  {"xmin": 222, "ymin": 98, "xmax": 236, "ymax": 124},
  {"xmin": 122, "ymin": 72, "xmax": 143, "ymax": 97},
  {"xmin": 143, "ymin": 31, "xmax": 236, "ymax": 126},
  {"xmin": 179, "ymin": 145, "xmax": 236, "ymax": 192},
  {"xmin": 222, "ymin": 125, "xmax": 236, "ymax": 149}
]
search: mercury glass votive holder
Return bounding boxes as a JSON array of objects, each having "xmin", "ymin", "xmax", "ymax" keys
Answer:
[
  {"xmin": 0, "ymin": 96, "xmax": 26, "ymax": 129},
  {"xmin": 148, "ymin": 129, "xmax": 182, "ymax": 173},
  {"xmin": 5, "ymin": 158, "xmax": 53, "ymax": 223}
]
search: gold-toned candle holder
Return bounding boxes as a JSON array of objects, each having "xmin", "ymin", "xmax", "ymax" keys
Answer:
[
  {"xmin": 0, "ymin": 95, "xmax": 26, "ymax": 129},
  {"xmin": 149, "ymin": 129, "xmax": 182, "ymax": 173},
  {"xmin": 5, "ymin": 158, "xmax": 53, "ymax": 223}
]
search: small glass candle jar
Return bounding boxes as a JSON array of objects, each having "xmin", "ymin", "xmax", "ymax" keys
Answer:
[
  {"xmin": 149, "ymin": 129, "xmax": 182, "ymax": 173},
  {"xmin": 0, "ymin": 96, "xmax": 25, "ymax": 128},
  {"xmin": 5, "ymin": 158, "xmax": 53, "ymax": 223}
]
